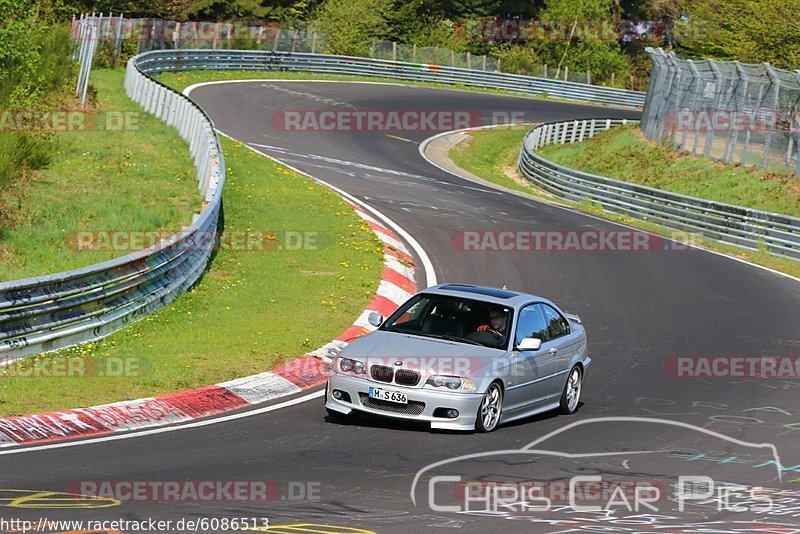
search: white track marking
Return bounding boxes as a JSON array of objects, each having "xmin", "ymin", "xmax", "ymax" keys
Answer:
[
  {"xmin": 419, "ymin": 125, "xmax": 800, "ymax": 285},
  {"xmin": 0, "ymin": 391, "xmax": 324, "ymax": 456},
  {"xmin": 0, "ymin": 82, "xmax": 437, "ymax": 454}
]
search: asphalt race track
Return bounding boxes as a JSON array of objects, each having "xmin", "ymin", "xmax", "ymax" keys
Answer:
[{"xmin": 2, "ymin": 82, "xmax": 799, "ymax": 533}]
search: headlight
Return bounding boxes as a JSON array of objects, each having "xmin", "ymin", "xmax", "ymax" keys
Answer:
[
  {"xmin": 426, "ymin": 375, "xmax": 476, "ymax": 391},
  {"xmin": 336, "ymin": 357, "xmax": 365, "ymax": 375}
]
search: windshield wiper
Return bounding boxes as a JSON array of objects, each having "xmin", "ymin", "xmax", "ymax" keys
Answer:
[
  {"xmin": 422, "ymin": 333, "xmax": 484, "ymax": 346},
  {"xmin": 383, "ymin": 327, "xmax": 421, "ymax": 335}
]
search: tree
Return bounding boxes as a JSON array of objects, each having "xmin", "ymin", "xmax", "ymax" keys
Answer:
[
  {"xmin": 642, "ymin": 0, "xmax": 683, "ymax": 50},
  {"xmin": 528, "ymin": 0, "xmax": 631, "ymax": 83},
  {"xmin": 317, "ymin": 0, "xmax": 390, "ymax": 56},
  {"xmin": 676, "ymin": 0, "xmax": 800, "ymax": 69}
]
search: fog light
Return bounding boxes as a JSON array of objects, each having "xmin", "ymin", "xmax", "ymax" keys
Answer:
[
  {"xmin": 332, "ymin": 390, "xmax": 343, "ymax": 400},
  {"xmin": 446, "ymin": 409, "xmax": 459, "ymax": 418}
]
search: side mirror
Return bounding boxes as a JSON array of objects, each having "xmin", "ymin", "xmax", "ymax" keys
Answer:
[
  {"xmin": 516, "ymin": 337, "xmax": 542, "ymax": 351},
  {"xmin": 368, "ymin": 312, "xmax": 384, "ymax": 327}
]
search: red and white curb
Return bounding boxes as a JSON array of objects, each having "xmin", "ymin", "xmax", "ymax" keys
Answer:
[{"xmin": 0, "ymin": 205, "xmax": 416, "ymax": 448}]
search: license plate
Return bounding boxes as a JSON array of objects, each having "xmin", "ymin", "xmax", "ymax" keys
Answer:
[{"xmin": 369, "ymin": 387, "xmax": 408, "ymax": 404}]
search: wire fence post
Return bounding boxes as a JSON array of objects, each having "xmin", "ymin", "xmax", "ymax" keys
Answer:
[{"xmin": 761, "ymin": 64, "xmax": 781, "ymax": 169}]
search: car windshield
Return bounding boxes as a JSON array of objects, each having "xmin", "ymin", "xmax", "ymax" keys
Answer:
[{"xmin": 381, "ymin": 294, "xmax": 512, "ymax": 349}]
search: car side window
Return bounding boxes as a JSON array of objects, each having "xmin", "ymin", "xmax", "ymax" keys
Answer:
[
  {"xmin": 542, "ymin": 304, "xmax": 569, "ymax": 339},
  {"xmin": 514, "ymin": 305, "xmax": 549, "ymax": 347}
]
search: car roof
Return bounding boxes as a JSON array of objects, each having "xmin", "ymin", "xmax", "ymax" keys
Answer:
[{"xmin": 421, "ymin": 283, "xmax": 551, "ymax": 308}]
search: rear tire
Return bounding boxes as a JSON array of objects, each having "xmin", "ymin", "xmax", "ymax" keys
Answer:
[
  {"xmin": 475, "ymin": 382, "xmax": 503, "ymax": 432},
  {"xmin": 559, "ymin": 365, "xmax": 582, "ymax": 415}
]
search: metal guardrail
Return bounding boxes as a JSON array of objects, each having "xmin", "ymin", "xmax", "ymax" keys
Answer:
[
  {"xmin": 0, "ymin": 49, "xmax": 644, "ymax": 360},
  {"xmin": 518, "ymin": 119, "xmax": 800, "ymax": 261},
  {"xmin": 0, "ymin": 58, "xmax": 225, "ymax": 360},
  {"xmin": 132, "ymin": 49, "xmax": 645, "ymax": 108}
]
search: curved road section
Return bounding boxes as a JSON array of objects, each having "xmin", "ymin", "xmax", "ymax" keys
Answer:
[{"xmin": 1, "ymin": 82, "xmax": 799, "ymax": 533}]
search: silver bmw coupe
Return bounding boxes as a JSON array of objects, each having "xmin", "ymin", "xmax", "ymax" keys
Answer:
[{"xmin": 325, "ymin": 283, "xmax": 590, "ymax": 432}]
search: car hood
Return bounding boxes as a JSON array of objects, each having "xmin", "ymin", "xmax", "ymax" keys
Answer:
[{"xmin": 340, "ymin": 331, "xmax": 503, "ymax": 376}]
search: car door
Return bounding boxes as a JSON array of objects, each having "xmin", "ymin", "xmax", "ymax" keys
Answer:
[
  {"xmin": 540, "ymin": 303, "xmax": 583, "ymax": 401},
  {"xmin": 507, "ymin": 304, "xmax": 559, "ymax": 411}
]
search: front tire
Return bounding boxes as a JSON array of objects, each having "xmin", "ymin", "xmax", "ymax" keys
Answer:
[
  {"xmin": 475, "ymin": 382, "xmax": 503, "ymax": 432},
  {"xmin": 559, "ymin": 365, "xmax": 582, "ymax": 414}
]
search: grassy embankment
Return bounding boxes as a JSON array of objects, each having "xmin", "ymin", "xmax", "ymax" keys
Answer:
[
  {"xmin": 0, "ymin": 68, "xmax": 383, "ymax": 416},
  {"xmin": 448, "ymin": 124, "xmax": 800, "ymax": 279}
]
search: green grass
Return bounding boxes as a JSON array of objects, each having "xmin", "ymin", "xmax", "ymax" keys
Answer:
[
  {"xmin": 449, "ymin": 125, "xmax": 538, "ymax": 196},
  {"xmin": 0, "ymin": 69, "xmax": 198, "ymax": 281},
  {"xmin": 0, "ymin": 137, "xmax": 384, "ymax": 416},
  {"xmin": 538, "ymin": 124, "xmax": 800, "ymax": 217},
  {"xmin": 448, "ymin": 125, "xmax": 800, "ymax": 280}
]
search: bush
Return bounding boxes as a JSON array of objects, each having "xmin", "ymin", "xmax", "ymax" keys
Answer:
[
  {"xmin": 0, "ymin": 4, "xmax": 73, "ymax": 228},
  {"xmin": 493, "ymin": 44, "xmax": 542, "ymax": 76},
  {"xmin": 318, "ymin": 0, "xmax": 389, "ymax": 56}
]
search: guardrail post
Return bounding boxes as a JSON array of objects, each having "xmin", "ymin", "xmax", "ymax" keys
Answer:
[
  {"xmin": 578, "ymin": 120, "xmax": 587, "ymax": 142},
  {"xmin": 570, "ymin": 120, "xmax": 578, "ymax": 143},
  {"xmin": 589, "ymin": 119, "xmax": 596, "ymax": 137}
]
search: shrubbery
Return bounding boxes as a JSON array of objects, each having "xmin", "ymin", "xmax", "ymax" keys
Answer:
[{"xmin": 0, "ymin": 1, "xmax": 74, "ymax": 228}]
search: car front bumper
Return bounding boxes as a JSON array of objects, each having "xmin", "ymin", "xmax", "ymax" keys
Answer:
[{"xmin": 325, "ymin": 372, "xmax": 484, "ymax": 431}]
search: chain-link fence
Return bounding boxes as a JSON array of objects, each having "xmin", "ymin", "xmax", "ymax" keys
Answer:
[
  {"xmin": 70, "ymin": 14, "xmax": 499, "ymax": 72},
  {"xmin": 642, "ymin": 47, "xmax": 800, "ymax": 176},
  {"xmin": 370, "ymin": 41, "xmax": 499, "ymax": 71}
]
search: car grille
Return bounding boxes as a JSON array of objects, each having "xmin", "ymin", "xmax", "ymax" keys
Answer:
[
  {"xmin": 371, "ymin": 365, "xmax": 394, "ymax": 383},
  {"xmin": 358, "ymin": 393, "xmax": 425, "ymax": 415},
  {"xmin": 395, "ymin": 369, "xmax": 420, "ymax": 386}
]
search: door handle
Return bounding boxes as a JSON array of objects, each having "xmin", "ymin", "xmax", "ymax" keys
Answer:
[{"xmin": 548, "ymin": 347, "xmax": 558, "ymax": 354}]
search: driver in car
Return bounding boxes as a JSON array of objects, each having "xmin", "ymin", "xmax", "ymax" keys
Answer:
[{"xmin": 476, "ymin": 307, "xmax": 508, "ymax": 339}]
